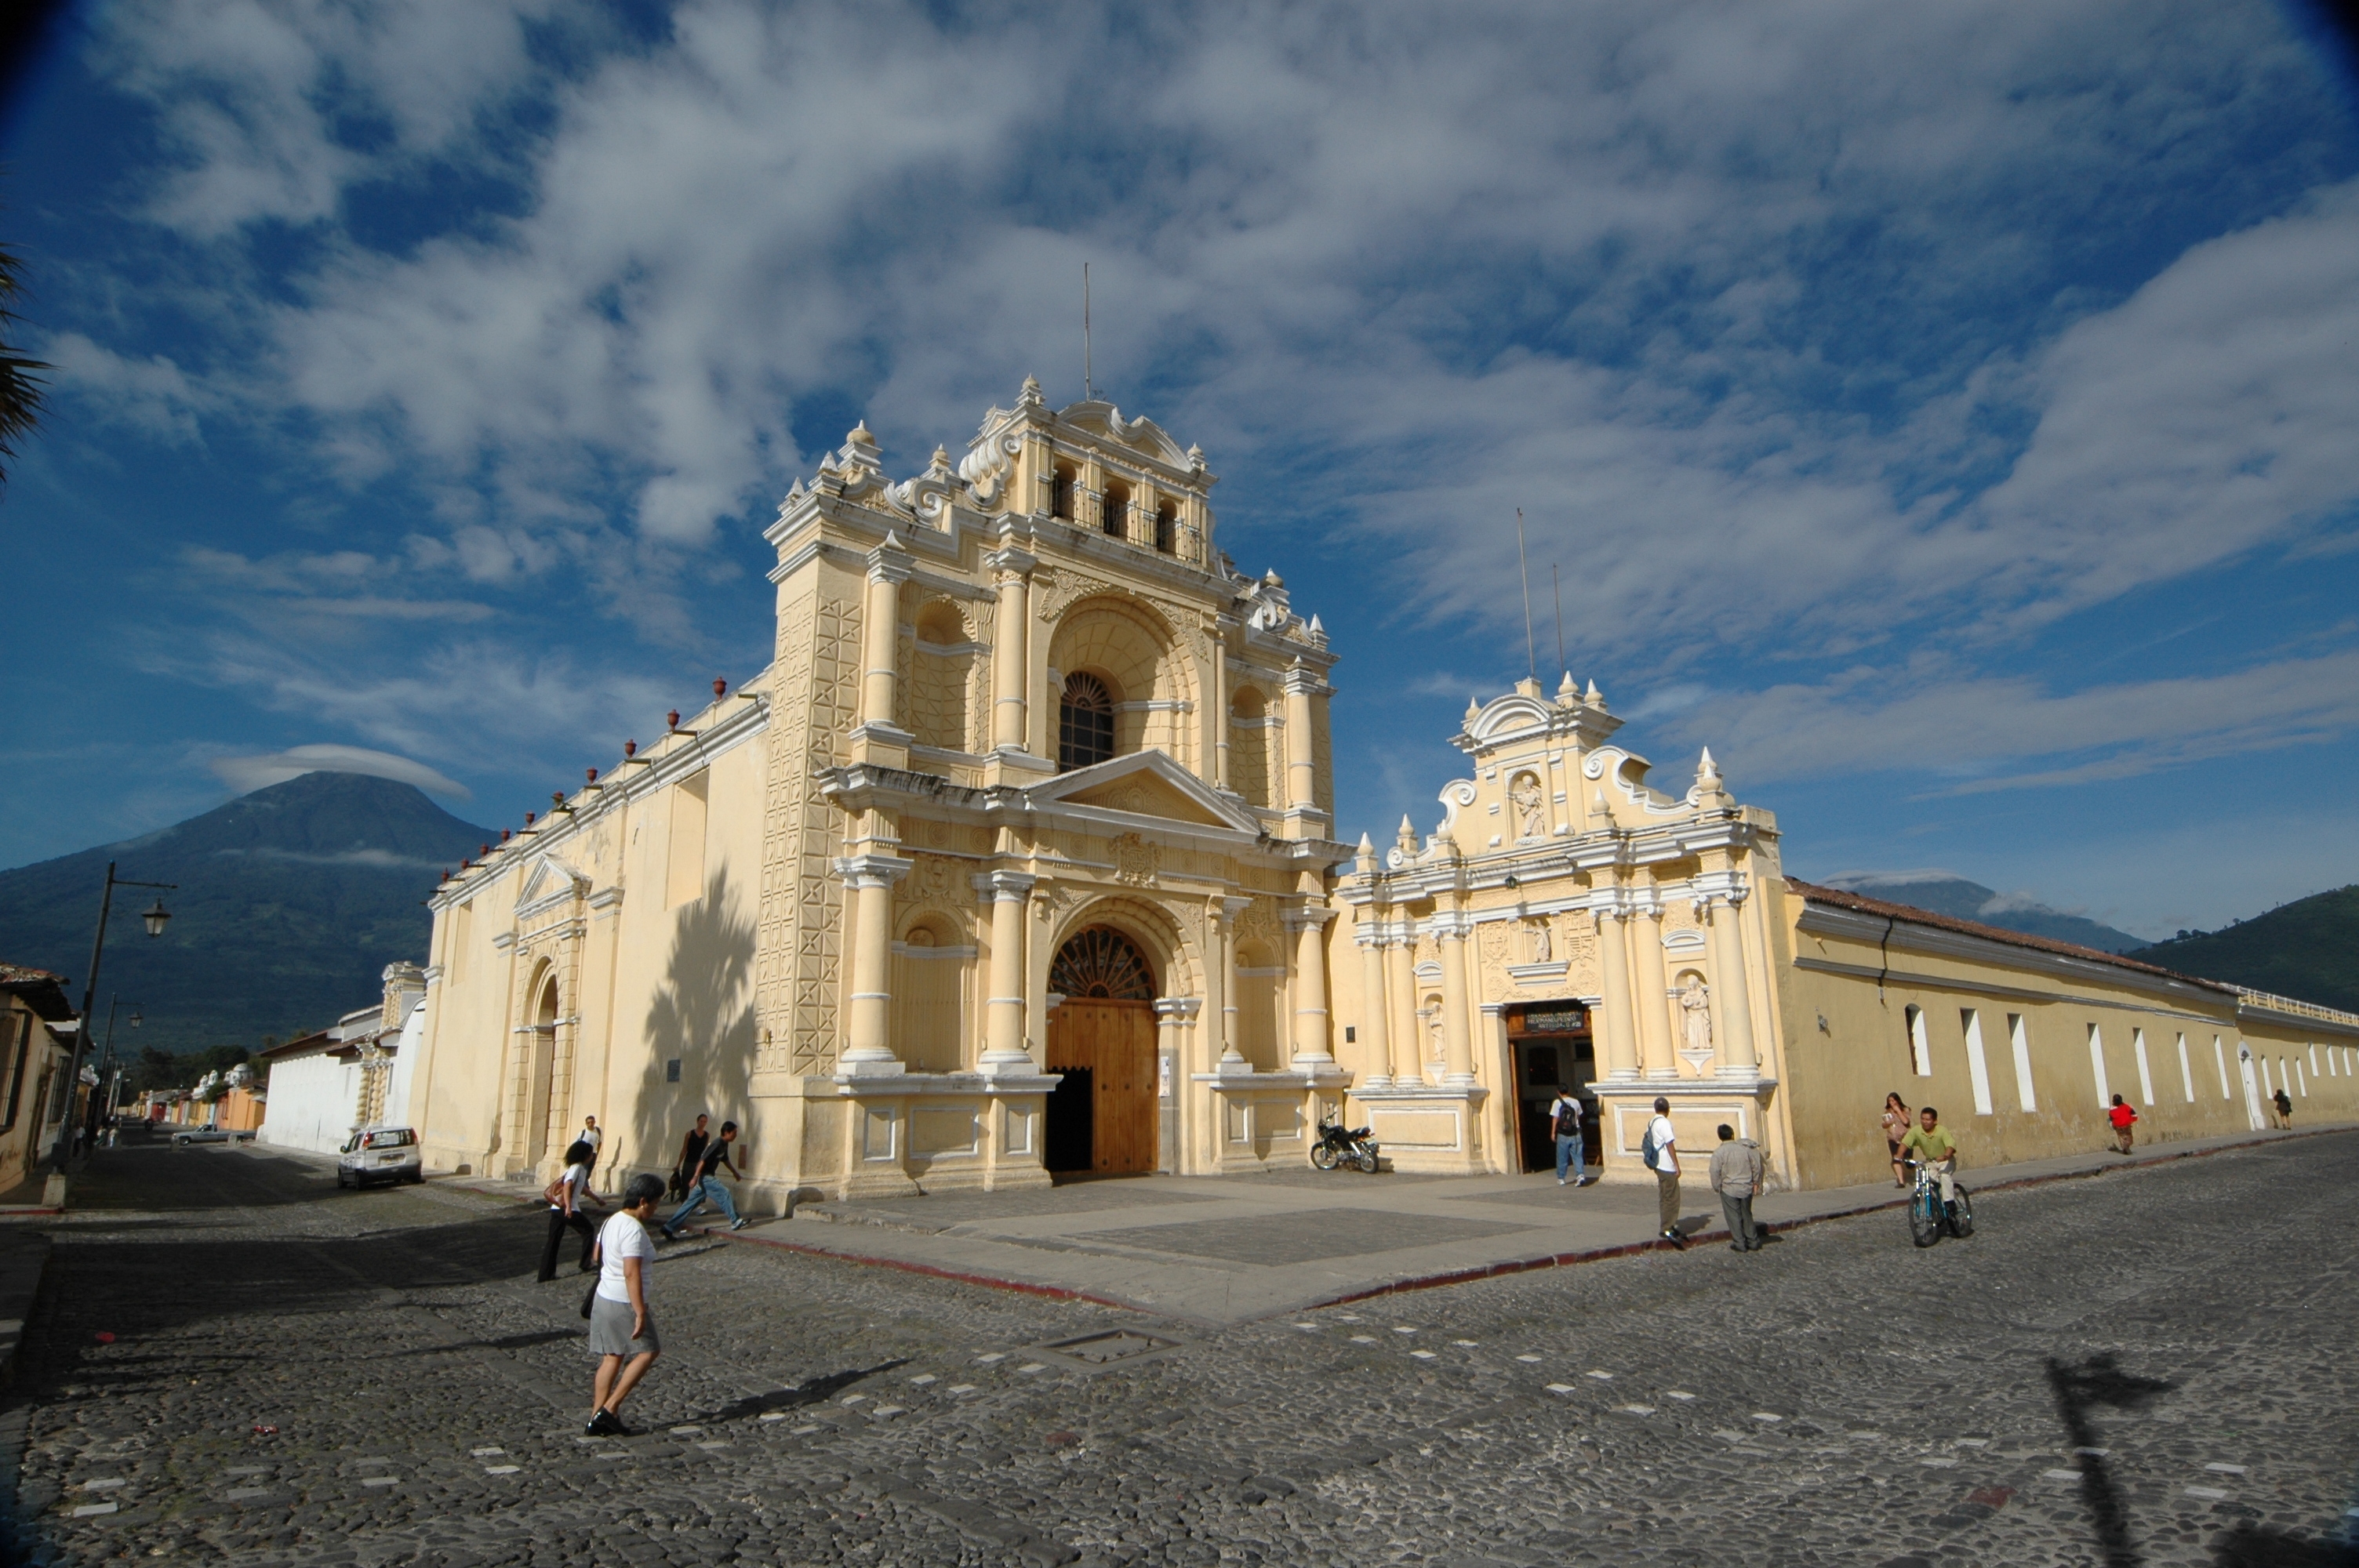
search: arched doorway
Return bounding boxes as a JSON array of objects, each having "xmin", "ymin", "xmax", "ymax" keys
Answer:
[{"xmin": 1045, "ymin": 926, "xmax": 1157, "ymax": 1175}]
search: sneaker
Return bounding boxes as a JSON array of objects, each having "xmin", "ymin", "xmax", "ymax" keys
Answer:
[
  {"xmin": 1661, "ymin": 1229, "xmax": 1685, "ymax": 1249},
  {"xmin": 729, "ymin": 1217, "xmax": 751, "ymax": 1231},
  {"xmin": 585, "ymin": 1409, "xmax": 613, "ymax": 1436},
  {"xmin": 1557, "ymin": 1178, "xmax": 1567, "ymax": 1186}
]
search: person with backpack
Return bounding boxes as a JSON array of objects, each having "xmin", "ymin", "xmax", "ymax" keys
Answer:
[
  {"xmin": 1642, "ymin": 1096, "xmax": 1682, "ymax": 1247},
  {"xmin": 2106, "ymin": 1094, "xmax": 2137, "ymax": 1156},
  {"xmin": 1548, "ymin": 1088, "xmax": 1589, "ymax": 1186},
  {"xmin": 661, "ymin": 1120, "xmax": 748, "ymax": 1238},
  {"xmin": 537, "ymin": 1139, "xmax": 600, "ymax": 1283}
]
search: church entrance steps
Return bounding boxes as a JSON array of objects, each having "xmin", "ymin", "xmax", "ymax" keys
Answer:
[{"xmin": 709, "ymin": 1121, "xmax": 2354, "ymax": 1325}]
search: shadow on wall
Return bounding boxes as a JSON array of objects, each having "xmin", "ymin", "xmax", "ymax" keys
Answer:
[{"xmin": 627, "ymin": 866, "xmax": 758, "ymax": 1190}]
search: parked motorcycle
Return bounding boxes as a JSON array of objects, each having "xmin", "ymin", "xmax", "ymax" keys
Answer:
[{"xmin": 1311, "ymin": 1116, "xmax": 1380, "ymax": 1174}]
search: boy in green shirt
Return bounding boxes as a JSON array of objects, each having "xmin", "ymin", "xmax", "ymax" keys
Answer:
[{"xmin": 1899, "ymin": 1106, "xmax": 1958, "ymax": 1203}]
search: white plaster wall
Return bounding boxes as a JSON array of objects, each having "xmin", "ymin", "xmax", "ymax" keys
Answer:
[
  {"xmin": 259, "ymin": 1054, "xmax": 363, "ymax": 1155},
  {"xmin": 382, "ymin": 1000, "xmax": 426, "ymax": 1128}
]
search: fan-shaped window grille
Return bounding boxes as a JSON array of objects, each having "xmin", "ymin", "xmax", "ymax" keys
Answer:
[
  {"xmin": 1050, "ymin": 926, "xmax": 1155, "ymax": 1001},
  {"xmin": 1059, "ymin": 672, "xmax": 1116, "ymax": 771}
]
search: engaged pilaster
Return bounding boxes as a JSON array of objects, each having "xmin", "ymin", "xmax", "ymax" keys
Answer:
[
  {"xmin": 1595, "ymin": 905, "xmax": 1639, "ymax": 1080},
  {"xmin": 1634, "ymin": 896, "xmax": 1677, "ymax": 1080},
  {"xmin": 1436, "ymin": 913, "xmax": 1478, "ymax": 1085},
  {"xmin": 852, "ymin": 535, "xmax": 914, "ymax": 764},
  {"xmin": 1286, "ymin": 905, "xmax": 1338, "ymax": 1066},
  {"xmin": 975, "ymin": 869, "xmax": 1037, "ymax": 1073},
  {"xmin": 986, "ymin": 542, "xmax": 1034, "ymax": 753},
  {"xmin": 1703, "ymin": 884, "xmax": 1760, "ymax": 1078},
  {"xmin": 836, "ymin": 851, "xmax": 911, "ymax": 1073}
]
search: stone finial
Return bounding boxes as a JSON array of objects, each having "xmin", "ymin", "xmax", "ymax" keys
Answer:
[
  {"xmin": 1307, "ymin": 613, "xmax": 1325, "ymax": 637},
  {"xmin": 1558, "ymin": 670, "xmax": 1579, "ymax": 702},
  {"xmin": 1355, "ymin": 831, "xmax": 1378, "ymax": 872},
  {"xmin": 848, "ymin": 421, "xmax": 877, "ymax": 446},
  {"xmin": 1464, "ymin": 695, "xmax": 1482, "ymax": 724},
  {"xmin": 1584, "ymin": 678, "xmax": 1606, "ymax": 710},
  {"xmin": 1397, "ymin": 815, "xmax": 1419, "ymax": 855},
  {"xmin": 1187, "ymin": 443, "xmax": 1205, "ymax": 467},
  {"xmin": 1693, "ymin": 747, "xmax": 1732, "ymax": 808},
  {"xmin": 1515, "ymin": 676, "xmax": 1543, "ymax": 699},
  {"xmin": 1020, "ymin": 373, "xmax": 1043, "ymax": 398},
  {"xmin": 1592, "ymin": 787, "xmax": 1613, "ymax": 827},
  {"xmin": 929, "ymin": 445, "xmax": 952, "ymax": 472}
]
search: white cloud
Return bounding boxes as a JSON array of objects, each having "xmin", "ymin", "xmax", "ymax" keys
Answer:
[
  {"xmin": 1674, "ymin": 647, "xmax": 2359, "ymax": 790},
  {"xmin": 210, "ymin": 743, "xmax": 469, "ymax": 798},
  {"xmin": 45, "ymin": 332, "xmax": 219, "ymax": 445}
]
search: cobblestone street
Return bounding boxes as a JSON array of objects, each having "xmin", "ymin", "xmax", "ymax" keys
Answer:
[{"xmin": 5, "ymin": 1131, "xmax": 2357, "ymax": 1567}]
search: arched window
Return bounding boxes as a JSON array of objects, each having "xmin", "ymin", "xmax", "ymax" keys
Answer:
[
  {"xmin": 1102, "ymin": 481, "xmax": 1129, "ymax": 540},
  {"xmin": 1051, "ymin": 464, "xmax": 1077, "ymax": 521},
  {"xmin": 1058, "ymin": 672, "xmax": 1116, "ymax": 771},
  {"xmin": 1154, "ymin": 500, "xmax": 1177, "ymax": 554},
  {"xmin": 1049, "ymin": 926, "xmax": 1156, "ymax": 1000}
]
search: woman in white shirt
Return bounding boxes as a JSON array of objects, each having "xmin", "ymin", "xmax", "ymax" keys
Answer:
[{"xmin": 586, "ymin": 1172, "xmax": 666, "ymax": 1436}]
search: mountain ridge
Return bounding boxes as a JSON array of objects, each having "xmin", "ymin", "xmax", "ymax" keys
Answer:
[
  {"xmin": 0, "ymin": 772, "xmax": 491, "ymax": 1053},
  {"xmin": 1812, "ymin": 871, "xmax": 2151, "ymax": 954},
  {"xmin": 2129, "ymin": 886, "xmax": 2359, "ymax": 1014}
]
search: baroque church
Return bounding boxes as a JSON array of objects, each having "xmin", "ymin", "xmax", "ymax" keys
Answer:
[{"xmin": 409, "ymin": 383, "xmax": 2359, "ymax": 1204}]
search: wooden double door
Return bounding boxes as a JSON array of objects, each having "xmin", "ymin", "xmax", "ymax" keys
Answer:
[{"xmin": 1045, "ymin": 1000, "xmax": 1158, "ymax": 1175}]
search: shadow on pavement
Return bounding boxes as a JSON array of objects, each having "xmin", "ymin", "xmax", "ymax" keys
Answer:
[{"xmin": 693, "ymin": 1358, "xmax": 907, "ymax": 1423}]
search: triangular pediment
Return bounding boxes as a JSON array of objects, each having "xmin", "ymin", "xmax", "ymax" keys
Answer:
[
  {"xmin": 1027, "ymin": 751, "xmax": 1261, "ymax": 833},
  {"xmin": 517, "ymin": 853, "xmax": 587, "ymax": 908}
]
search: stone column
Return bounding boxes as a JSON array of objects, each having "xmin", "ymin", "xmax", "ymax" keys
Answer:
[
  {"xmin": 1154, "ymin": 996, "xmax": 1197, "ymax": 1173},
  {"xmin": 1282, "ymin": 662, "xmax": 1318, "ymax": 811},
  {"xmin": 1212, "ymin": 639, "xmax": 1231, "ymax": 790},
  {"xmin": 1437, "ymin": 914, "xmax": 1478, "ymax": 1085},
  {"xmin": 1215, "ymin": 897, "xmax": 1249, "ymax": 1072},
  {"xmin": 837, "ymin": 853, "xmax": 911, "ymax": 1073},
  {"xmin": 859, "ymin": 539, "xmax": 913, "ymax": 732},
  {"xmin": 1596, "ymin": 906, "xmax": 1639, "ymax": 1080},
  {"xmin": 1634, "ymin": 899, "xmax": 1676, "ymax": 1080},
  {"xmin": 1357, "ymin": 928, "xmax": 1394, "ymax": 1088},
  {"xmin": 1706, "ymin": 891, "xmax": 1760, "ymax": 1077},
  {"xmin": 1287, "ymin": 907, "xmax": 1336, "ymax": 1066},
  {"xmin": 986, "ymin": 546, "xmax": 1034, "ymax": 752},
  {"xmin": 978, "ymin": 870, "xmax": 1034, "ymax": 1073}
]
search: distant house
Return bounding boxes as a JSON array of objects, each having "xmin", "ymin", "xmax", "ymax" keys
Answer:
[
  {"xmin": 0, "ymin": 963, "xmax": 76, "ymax": 1191},
  {"xmin": 257, "ymin": 964, "xmax": 425, "ymax": 1155}
]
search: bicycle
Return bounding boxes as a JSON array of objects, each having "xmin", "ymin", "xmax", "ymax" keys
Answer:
[{"xmin": 1905, "ymin": 1157, "xmax": 1976, "ymax": 1248}]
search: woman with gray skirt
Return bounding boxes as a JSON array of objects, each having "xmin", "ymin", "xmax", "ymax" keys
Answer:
[{"xmin": 586, "ymin": 1172, "xmax": 666, "ymax": 1436}]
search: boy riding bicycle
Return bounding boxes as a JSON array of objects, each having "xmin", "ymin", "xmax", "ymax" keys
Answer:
[{"xmin": 1899, "ymin": 1106, "xmax": 1958, "ymax": 1203}]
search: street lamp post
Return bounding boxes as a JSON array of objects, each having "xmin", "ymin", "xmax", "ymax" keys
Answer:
[{"xmin": 55, "ymin": 862, "xmax": 174, "ymax": 1172}]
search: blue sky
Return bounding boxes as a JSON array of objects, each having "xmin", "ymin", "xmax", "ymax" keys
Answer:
[{"xmin": 5, "ymin": 0, "xmax": 2357, "ymax": 941}]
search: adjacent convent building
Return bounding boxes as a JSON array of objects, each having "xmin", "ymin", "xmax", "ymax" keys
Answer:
[{"xmin": 409, "ymin": 384, "xmax": 2359, "ymax": 1204}]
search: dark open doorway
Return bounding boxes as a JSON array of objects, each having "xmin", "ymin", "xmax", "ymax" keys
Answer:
[
  {"xmin": 1044, "ymin": 1065, "xmax": 1095, "ymax": 1174},
  {"xmin": 1508, "ymin": 1002, "xmax": 1595, "ymax": 1171}
]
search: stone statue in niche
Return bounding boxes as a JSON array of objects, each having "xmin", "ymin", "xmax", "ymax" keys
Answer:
[
  {"xmin": 1509, "ymin": 772, "xmax": 1547, "ymax": 839},
  {"xmin": 1528, "ymin": 920, "xmax": 1552, "ymax": 964},
  {"xmin": 1678, "ymin": 976, "xmax": 1713, "ymax": 1057}
]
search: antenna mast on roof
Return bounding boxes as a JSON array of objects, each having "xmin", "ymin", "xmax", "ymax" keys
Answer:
[
  {"xmin": 1514, "ymin": 508, "xmax": 1536, "ymax": 683},
  {"xmin": 1552, "ymin": 563, "xmax": 1565, "ymax": 683},
  {"xmin": 1083, "ymin": 262, "xmax": 1092, "ymax": 401}
]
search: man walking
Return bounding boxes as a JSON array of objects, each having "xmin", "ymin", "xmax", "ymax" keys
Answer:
[
  {"xmin": 662, "ymin": 1120, "xmax": 748, "ymax": 1237},
  {"xmin": 579, "ymin": 1114, "xmax": 605, "ymax": 1193},
  {"xmin": 2106, "ymin": 1094, "xmax": 2136, "ymax": 1155},
  {"xmin": 1708, "ymin": 1123, "xmax": 1765, "ymax": 1251},
  {"xmin": 538, "ymin": 1138, "xmax": 599, "ymax": 1282},
  {"xmin": 1549, "ymin": 1087, "xmax": 1587, "ymax": 1186},
  {"xmin": 1645, "ymin": 1096, "xmax": 1682, "ymax": 1247},
  {"xmin": 2273, "ymin": 1086, "xmax": 2293, "ymax": 1129}
]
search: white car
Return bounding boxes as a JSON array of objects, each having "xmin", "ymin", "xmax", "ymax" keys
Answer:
[{"xmin": 336, "ymin": 1125, "xmax": 423, "ymax": 1188}]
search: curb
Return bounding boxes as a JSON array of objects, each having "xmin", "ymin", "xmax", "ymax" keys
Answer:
[
  {"xmin": 430, "ymin": 1123, "xmax": 2351, "ymax": 1325},
  {"xmin": 1311, "ymin": 1123, "xmax": 2354, "ymax": 1313}
]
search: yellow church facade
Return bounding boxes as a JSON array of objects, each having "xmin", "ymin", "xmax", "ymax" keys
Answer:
[{"xmin": 409, "ymin": 386, "xmax": 2359, "ymax": 1205}]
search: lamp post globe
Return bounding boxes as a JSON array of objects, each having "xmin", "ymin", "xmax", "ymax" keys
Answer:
[{"xmin": 141, "ymin": 900, "xmax": 172, "ymax": 938}]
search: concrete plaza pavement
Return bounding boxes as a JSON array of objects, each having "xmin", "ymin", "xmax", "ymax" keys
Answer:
[{"xmin": 723, "ymin": 1122, "xmax": 2354, "ymax": 1324}]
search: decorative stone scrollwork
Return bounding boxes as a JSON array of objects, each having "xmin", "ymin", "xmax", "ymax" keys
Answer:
[{"xmin": 1109, "ymin": 832, "xmax": 1160, "ymax": 886}]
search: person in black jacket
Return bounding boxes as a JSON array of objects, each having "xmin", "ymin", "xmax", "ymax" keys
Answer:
[
  {"xmin": 669, "ymin": 1113, "xmax": 710, "ymax": 1199},
  {"xmin": 661, "ymin": 1121, "xmax": 747, "ymax": 1236}
]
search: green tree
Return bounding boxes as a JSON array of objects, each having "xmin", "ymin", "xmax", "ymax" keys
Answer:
[{"xmin": 0, "ymin": 239, "xmax": 45, "ymax": 487}]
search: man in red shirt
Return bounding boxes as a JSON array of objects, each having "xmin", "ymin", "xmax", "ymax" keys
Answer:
[{"xmin": 2107, "ymin": 1094, "xmax": 2137, "ymax": 1156}]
